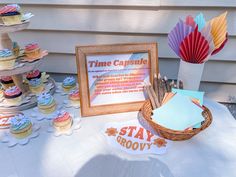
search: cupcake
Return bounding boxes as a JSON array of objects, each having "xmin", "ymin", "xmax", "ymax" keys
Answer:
[
  {"xmin": 0, "ymin": 49, "xmax": 16, "ymax": 70},
  {"xmin": 24, "ymin": 43, "xmax": 41, "ymax": 61},
  {"xmin": 28, "ymin": 78, "xmax": 44, "ymax": 94},
  {"xmin": 68, "ymin": 89, "xmax": 80, "ymax": 106},
  {"xmin": 10, "ymin": 114, "xmax": 32, "ymax": 139},
  {"xmin": 53, "ymin": 110, "xmax": 72, "ymax": 132},
  {"xmin": 4, "ymin": 86, "xmax": 22, "ymax": 104},
  {"xmin": 0, "ymin": 4, "xmax": 22, "ymax": 25},
  {"xmin": 37, "ymin": 92, "xmax": 56, "ymax": 114},
  {"xmin": 0, "ymin": 76, "xmax": 15, "ymax": 89},
  {"xmin": 12, "ymin": 42, "xmax": 20, "ymax": 57},
  {"xmin": 62, "ymin": 77, "xmax": 76, "ymax": 92},
  {"xmin": 26, "ymin": 70, "xmax": 42, "ymax": 81}
]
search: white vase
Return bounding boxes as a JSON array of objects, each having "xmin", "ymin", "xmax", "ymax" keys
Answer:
[{"xmin": 177, "ymin": 60, "xmax": 205, "ymax": 90}]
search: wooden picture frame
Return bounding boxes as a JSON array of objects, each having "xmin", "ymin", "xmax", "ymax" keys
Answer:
[{"xmin": 76, "ymin": 43, "xmax": 158, "ymax": 117}]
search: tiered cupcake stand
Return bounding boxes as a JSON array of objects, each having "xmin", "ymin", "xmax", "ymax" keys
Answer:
[{"xmin": 0, "ymin": 22, "xmax": 56, "ymax": 112}]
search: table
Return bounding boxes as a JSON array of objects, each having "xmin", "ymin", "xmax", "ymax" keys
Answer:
[{"xmin": 0, "ymin": 88, "xmax": 236, "ymax": 177}]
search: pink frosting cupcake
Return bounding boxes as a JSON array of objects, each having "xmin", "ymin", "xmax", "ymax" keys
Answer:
[
  {"xmin": 53, "ymin": 111, "xmax": 72, "ymax": 132},
  {"xmin": 24, "ymin": 43, "xmax": 41, "ymax": 60},
  {"xmin": 0, "ymin": 5, "xmax": 17, "ymax": 15},
  {"xmin": 4, "ymin": 86, "xmax": 22, "ymax": 104}
]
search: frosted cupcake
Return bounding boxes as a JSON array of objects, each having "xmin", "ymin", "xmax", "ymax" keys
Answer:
[
  {"xmin": 68, "ymin": 89, "xmax": 80, "ymax": 106},
  {"xmin": 53, "ymin": 110, "xmax": 72, "ymax": 132},
  {"xmin": 4, "ymin": 86, "xmax": 22, "ymax": 104},
  {"xmin": 24, "ymin": 43, "xmax": 41, "ymax": 61},
  {"xmin": 62, "ymin": 77, "xmax": 76, "ymax": 92},
  {"xmin": 10, "ymin": 114, "xmax": 32, "ymax": 139},
  {"xmin": 26, "ymin": 70, "xmax": 42, "ymax": 81},
  {"xmin": 28, "ymin": 78, "xmax": 44, "ymax": 94},
  {"xmin": 0, "ymin": 4, "xmax": 22, "ymax": 25},
  {"xmin": 37, "ymin": 92, "xmax": 56, "ymax": 114},
  {"xmin": 0, "ymin": 76, "xmax": 15, "ymax": 89},
  {"xmin": 0, "ymin": 49, "xmax": 16, "ymax": 70}
]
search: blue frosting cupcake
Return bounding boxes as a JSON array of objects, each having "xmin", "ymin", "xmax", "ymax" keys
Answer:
[{"xmin": 62, "ymin": 77, "xmax": 76, "ymax": 92}]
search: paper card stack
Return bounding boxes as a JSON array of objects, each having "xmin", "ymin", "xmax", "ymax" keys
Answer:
[{"xmin": 152, "ymin": 89, "xmax": 205, "ymax": 131}]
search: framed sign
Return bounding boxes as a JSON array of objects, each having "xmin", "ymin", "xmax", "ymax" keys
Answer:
[{"xmin": 76, "ymin": 43, "xmax": 158, "ymax": 117}]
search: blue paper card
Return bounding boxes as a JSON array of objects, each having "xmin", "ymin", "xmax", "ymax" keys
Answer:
[
  {"xmin": 152, "ymin": 93, "xmax": 204, "ymax": 131},
  {"xmin": 172, "ymin": 88, "xmax": 204, "ymax": 106}
]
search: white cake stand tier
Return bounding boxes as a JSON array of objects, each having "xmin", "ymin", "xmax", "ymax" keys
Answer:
[
  {"xmin": 0, "ymin": 60, "xmax": 42, "ymax": 93},
  {"xmin": 0, "ymin": 22, "xmax": 53, "ymax": 112},
  {"xmin": 0, "ymin": 22, "xmax": 30, "ymax": 50}
]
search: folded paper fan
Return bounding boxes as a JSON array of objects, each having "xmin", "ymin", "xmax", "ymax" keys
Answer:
[
  {"xmin": 201, "ymin": 22, "xmax": 215, "ymax": 60},
  {"xmin": 179, "ymin": 27, "xmax": 210, "ymax": 63},
  {"xmin": 186, "ymin": 15, "xmax": 196, "ymax": 28},
  {"xmin": 194, "ymin": 13, "xmax": 206, "ymax": 31},
  {"xmin": 168, "ymin": 20, "xmax": 193, "ymax": 56},
  {"xmin": 212, "ymin": 33, "xmax": 228, "ymax": 55},
  {"xmin": 210, "ymin": 11, "xmax": 228, "ymax": 49}
]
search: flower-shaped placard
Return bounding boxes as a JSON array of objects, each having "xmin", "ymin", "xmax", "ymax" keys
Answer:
[
  {"xmin": 1, "ymin": 122, "xmax": 40, "ymax": 147},
  {"xmin": 47, "ymin": 113, "xmax": 81, "ymax": 137}
]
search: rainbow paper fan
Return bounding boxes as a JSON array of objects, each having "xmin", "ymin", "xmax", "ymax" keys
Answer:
[
  {"xmin": 179, "ymin": 27, "xmax": 210, "ymax": 63},
  {"xmin": 168, "ymin": 12, "xmax": 228, "ymax": 63}
]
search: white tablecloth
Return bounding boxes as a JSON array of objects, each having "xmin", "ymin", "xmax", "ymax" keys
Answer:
[{"xmin": 0, "ymin": 89, "xmax": 236, "ymax": 177}]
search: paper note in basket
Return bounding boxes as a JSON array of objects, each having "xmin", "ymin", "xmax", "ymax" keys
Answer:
[
  {"xmin": 172, "ymin": 88, "xmax": 204, "ymax": 106},
  {"xmin": 171, "ymin": 88, "xmax": 204, "ymax": 128},
  {"xmin": 152, "ymin": 93, "xmax": 204, "ymax": 131}
]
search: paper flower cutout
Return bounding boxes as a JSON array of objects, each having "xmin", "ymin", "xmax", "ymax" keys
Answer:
[
  {"xmin": 105, "ymin": 127, "xmax": 118, "ymax": 136},
  {"xmin": 153, "ymin": 138, "xmax": 167, "ymax": 148}
]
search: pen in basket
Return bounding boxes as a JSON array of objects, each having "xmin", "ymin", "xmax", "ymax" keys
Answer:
[
  {"xmin": 144, "ymin": 73, "xmax": 184, "ymax": 109},
  {"xmin": 143, "ymin": 82, "xmax": 160, "ymax": 109}
]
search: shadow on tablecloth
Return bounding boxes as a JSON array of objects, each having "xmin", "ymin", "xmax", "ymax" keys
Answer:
[{"xmin": 75, "ymin": 154, "xmax": 174, "ymax": 177}]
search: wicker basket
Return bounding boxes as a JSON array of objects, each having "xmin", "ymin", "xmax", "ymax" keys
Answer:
[{"xmin": 140, "ymin": 100, "xmax": 212, "ymax": 141}]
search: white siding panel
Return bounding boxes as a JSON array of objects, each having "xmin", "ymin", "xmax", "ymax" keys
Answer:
[
  {"xmin": 0, "ymin": 0, "xmax": 160, "ymax": 6},
  {"xmin": 1, "ymin": 0, "xmax": 236, "ymax": 7},
  {"xmin": 10, "ymin": 31, "xmax": 236, "ymax": 61},
  {"xmin": 12, "ymin": 6, "xmax": 236, "ymax": 36},
  {"xmin": 161, "ymin": 0, "xmax": 236, "ymax": 7}
]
